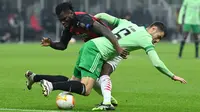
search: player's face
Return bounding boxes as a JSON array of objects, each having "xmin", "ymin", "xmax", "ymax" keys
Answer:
[
  {"xmin": 152, "ymin": 31, "xmax": 164, "ymax": 44},
  {"xmin": 58, "ymin": 10, "xmax": 74, "ymax": 28},
  {"xmin": 149, "ymin": 26, "xmax": 164, "ymax": 44}
]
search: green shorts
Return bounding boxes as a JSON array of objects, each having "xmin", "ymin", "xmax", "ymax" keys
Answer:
[
  {"xmin": 73, "ymin": 41, "xmax": 103, "ymax": 80},
  {"xmin": 183, "ymin": 24, "xmax": 200, "ymax": 34}
]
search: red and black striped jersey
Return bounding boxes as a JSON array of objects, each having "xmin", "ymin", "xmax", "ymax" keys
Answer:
[
  {"xmin": 62, "ymin": 12, "xmax": 110, "ymax": 42},
  {"xmin": 50, "ymin": 12, "xmax": 111, "ymax": 50}
]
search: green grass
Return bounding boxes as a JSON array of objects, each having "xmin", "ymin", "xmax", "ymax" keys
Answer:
[{"xmin": 0, "ymin": 42, "xmax": 200, "ymax": 112}]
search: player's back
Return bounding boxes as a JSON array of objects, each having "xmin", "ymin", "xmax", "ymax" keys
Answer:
[
  {"xmin": 91, "ymin": 19, "xmax": 153, "ymax": 60},
  {"xmin": 112, "ymin": 19, "xmax": 152, "ymax": 50}
]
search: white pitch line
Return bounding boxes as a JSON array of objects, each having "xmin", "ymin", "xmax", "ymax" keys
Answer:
[{"xmin": 0, "ymin": 108, "xmax": 83, "ymax": 112}]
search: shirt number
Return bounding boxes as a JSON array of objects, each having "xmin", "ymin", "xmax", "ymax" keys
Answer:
[{"xmin": 114, "ymin": 26, "xmax": 135, "ymax": 39}]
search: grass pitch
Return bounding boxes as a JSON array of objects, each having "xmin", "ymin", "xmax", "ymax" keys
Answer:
[{"xmin": 0, "ymin": 42, "xmax": 200, "ymax": 112}]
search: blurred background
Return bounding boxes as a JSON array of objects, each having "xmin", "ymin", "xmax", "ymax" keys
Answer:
[{"xmin": 0, "ymin": 0, "xmax": 184, "ymax": 43}]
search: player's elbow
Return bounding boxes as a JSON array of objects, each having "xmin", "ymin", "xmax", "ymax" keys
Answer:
[
  {"xmin": 60, "ymin": 46, "xmax": 67, "ymax": 50},
  {"xmin": 152, "ymin": 61, "xmax": 162, "ymax": 68},
  {"xmin": 59, "ymin": 43, "xmax": 68, "ymax": 50}
]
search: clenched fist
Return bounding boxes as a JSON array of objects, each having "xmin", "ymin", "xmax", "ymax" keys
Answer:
[{"xmin": 41, "ymin": 37, "xmax": 51, "ymax": 46}]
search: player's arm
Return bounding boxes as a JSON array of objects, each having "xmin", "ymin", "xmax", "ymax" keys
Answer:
[
  {"xmin": 94, "ymin": 13, "xmax": 120, "ymax": 27},
  {"xmin": 79, "ymin": 14, "xmax": 128, "ymax": 58},
  {"xmin": 147, "ymin": 49, "xmax": 187, "ymax": 83},
  {"xmin": 41, "ymin": 30, "xmax": 72, "ymax": 50},
  {"xmin": 178, "ymin": 0, "xmax": 187, "ymax": 24}
]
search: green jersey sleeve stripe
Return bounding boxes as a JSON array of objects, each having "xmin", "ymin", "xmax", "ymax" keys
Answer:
[{"xmin": 144, "ymin": 45, "xmax": 155, "ymax": 53}]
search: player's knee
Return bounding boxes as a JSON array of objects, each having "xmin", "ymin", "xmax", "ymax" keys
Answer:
[
  {"xmin": 80, "ymin": 82, "xmax": 92, "ymax": 96},
  {"xmin": 84, "ymin": 92, "xmax": 91, "ymax": 96},
  {"xmin": 182, "ymin": 33, "xmax": 189, "ymax": 41},
  {"xmin": 101, "ymin": 63, "xmax": 114, "ymax": 76}
]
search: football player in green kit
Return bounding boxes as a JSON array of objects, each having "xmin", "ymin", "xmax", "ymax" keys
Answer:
[
  {"xmin": 40, "ymin": 13, "xmax": 187, "ymax": 111},
  {"xmin": 178, "ymin": 0, "xmax": 200, "ymax": 58}
]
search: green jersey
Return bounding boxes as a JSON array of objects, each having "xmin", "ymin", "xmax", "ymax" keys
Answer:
[
  {"xmin": 178, "ymin": 0, "xmax": 200, "ymax": 25},
  {"xmin": 93, "ymin": 13, "xmax": 174, "ymax": 78},
  {"xmin": 92, "ymin": 19, "xmax": 154, "ymax": 60}
]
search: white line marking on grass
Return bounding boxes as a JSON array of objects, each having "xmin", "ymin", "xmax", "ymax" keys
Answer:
[{"xmin": 0, "ymin": 108, "xmax": 84, "ymax": 112}]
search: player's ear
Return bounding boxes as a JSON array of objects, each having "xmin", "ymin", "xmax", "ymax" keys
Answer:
[{"xmin": 151, "ymin": 26, "xmax": 158, "ymax": 31}]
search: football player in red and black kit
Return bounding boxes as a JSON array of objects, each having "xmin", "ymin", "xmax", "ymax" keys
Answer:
[{"xmin": 25, "ymin": 2, "xmax": 127, "ymax": 110}]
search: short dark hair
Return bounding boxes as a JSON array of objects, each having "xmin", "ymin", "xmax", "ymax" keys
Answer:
[
  {"xmin": 55, "ymin": 2, "xmax": 73, "ymax": 15},
  {"xmin": 150, "ymin": 21, "xmax": 167, "ymax": 37}
]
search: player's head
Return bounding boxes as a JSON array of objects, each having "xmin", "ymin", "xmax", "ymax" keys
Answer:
[
  {"xmin": 55, "ymin": 2, "xmax": 75, "ymax": 28},
  {"xmin": 147, "ymin": 21, "xmax": 167, "ymax": 44}
]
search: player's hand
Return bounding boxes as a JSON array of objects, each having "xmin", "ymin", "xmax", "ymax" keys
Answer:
[
  {"xmin": 41, "ymin": 37, "xmax": 51, "ymax": 46},
  {"xmin": 172, "ymin": 75, "xmax": 187, "ymax": 84},
  {"xmin": 116, "ymin": 47, "xmax": 129, "ymax": 59}
]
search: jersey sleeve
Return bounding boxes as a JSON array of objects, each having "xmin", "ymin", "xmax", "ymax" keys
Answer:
[
  {"xmin": 94, "ymin": 13, "xmax": 120, "ymax": 26},
  {"xmin": 147, "ymin": 50, "xmax": 175, "ymax": 78},
  {"xmin": 178, "ymin": 0, "xmax": 187, "ymax": 24}
]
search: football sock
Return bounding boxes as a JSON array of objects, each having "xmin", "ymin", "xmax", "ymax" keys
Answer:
[
  {"xmin": 52, "ymin": 80, "xmax": 86, "ymax": 95},
  {"xmin": 34, "ymin": 75, "xmax": 69, "ymax": 82},
  {"xmin": 179, "ymin": 40, "xmax": 186, "ymax": 57},
  {"xmin": 100, "ymin": 75, "xmax": 112, "ymax": 104},
  {"xmin": 93, "ymin": 78, "xmax": 103, "ymax": 96},
  {"xmin": 195, "ymin": 41, "xmax": 199, "ymax": 58}
]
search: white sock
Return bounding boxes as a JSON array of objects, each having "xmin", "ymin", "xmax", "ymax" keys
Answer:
[
  {"xmin": 100, "ymin": 75, "xmax": 112, "ymax": 104},
  {"xmin": 93, "ymin": 78, "xmax": 103, "ymax": 96}
]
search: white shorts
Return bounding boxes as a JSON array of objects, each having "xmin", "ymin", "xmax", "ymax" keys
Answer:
[{"xmin": 106, "ymin": 56, "xmax": 123, "ymax": 71}]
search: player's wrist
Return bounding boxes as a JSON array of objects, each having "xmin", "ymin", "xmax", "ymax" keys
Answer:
[
  {"xmin": 49, "ymin": 40, "xmax": 54, "ymax": 47},
  {"xmin": 171, "ymin": 75, "xmax": 175, "ymax": 80}
]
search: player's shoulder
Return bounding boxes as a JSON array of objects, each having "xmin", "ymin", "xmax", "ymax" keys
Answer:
[
  {"xmin": 136, "ymin": 28, "xmax": 152, "ymax": 41},
  {"xmin": 75, "ymin": 12, "xmax": 95, "ymax": 21},
  {"xmin": 118, "ymin": 19, "xmax": 132, "ymax": 24},
  {"xmin": 117, "ymin": 19, "xmax": 139, "ymax": 28},
  {"xmin": 74, "ymin": 12, "xmax": 97, "ymax": 28}
]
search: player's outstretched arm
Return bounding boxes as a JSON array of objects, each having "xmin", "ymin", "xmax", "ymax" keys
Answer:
[
  {"xmin": 41, "ymin": 31, "xmax": 72, "ymax": 50},
  {"xmin": 147, "ymin": 50, "xmax": 187, "ymax": 84},
  {"xmin": 94, "ymin": 13, "xmax": 119, "ymax": 27},
  {"xmin": 91, "ymin": 21, "xmax": 129, "ymax": 58}
]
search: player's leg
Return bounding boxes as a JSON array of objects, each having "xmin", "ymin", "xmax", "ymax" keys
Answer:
[
  {"xmin": 93, "ymin": 63, "xmax": 115, "ymax": 104},
  {"xmin": 70, "ymin": 65, "xmax": 82, "ymax": 81},
  {"xmin": 40, "ymin": 68, "xmax": 98, "ymax": 96},
  {"xmin": 100, "ymin": 57, "xmax": 122, "ymax": 106},
  {"xmin": 178, "ymin": 24, "xmax": 190, "ymax": 58},
  {"xmin": 92, "ymin": 56, "xmax": 122, "ymax": 111},
  {"xmin": 40, "ymin": 66, "xmax": 86, "ymax": 96},
  {"xmin": 26, "ymin": 40, "xmax": 86, "ymax": 90},
  {"xmin": 193, "ymin": 33, "xmax": 199, "ymax": 58},
  {"xmin": 25, "ymin": 70, "xmax": 69, "ymax": 90},
  {"xmin": 192, "ymin": 25, "xmax": 200, "ymax": 58},
  {"xmin": 41, "ymin": 52, "xmax": 85, "ymax": 96},
  {"xmin": 80, "ymin": 69, "xmax": 97, "ymax": 96},
  {"xmin": 76, "ymin": 41, "xmax": 105, "ymax": 96},
  {"xmin": 92, "ymin": 63, "xmax": 115, "ymax": 111},
  {"xmin": 75, "ymin": 41, "xmax": 115, "ymax": 110}
]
